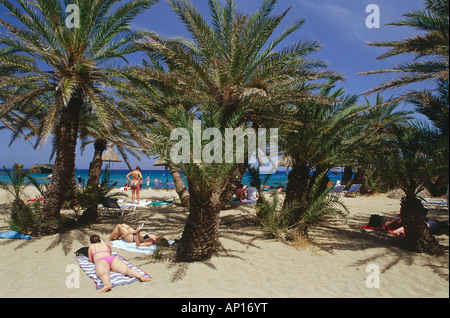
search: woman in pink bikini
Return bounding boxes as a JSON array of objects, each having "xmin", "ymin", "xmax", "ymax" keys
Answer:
[{"xmin": 88, "ymin": 234, "xmax": 151, "ymax": 293}]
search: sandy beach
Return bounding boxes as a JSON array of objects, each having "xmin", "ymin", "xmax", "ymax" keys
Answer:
[{"xmin": 0, "ymin": 187, "xmax": 448, "ymax": 299}]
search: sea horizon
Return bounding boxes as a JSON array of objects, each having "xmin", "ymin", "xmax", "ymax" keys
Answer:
[{"xmin": 0, "ymin": 167, "xmax": 347, "ymax": 188}]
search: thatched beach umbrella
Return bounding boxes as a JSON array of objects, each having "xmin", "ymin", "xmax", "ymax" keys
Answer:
[
  {"xmin": 278, "ymin": 155, "xmax": 292, "ymax": 167},
  {"xmin": 278, "ymin": 155, "xmax": 292, "ymax": 174},
  {"xmin": 102, "ymin": 147, "xmax": 122, "ymax": 167},
  {"xmin": 153, "ymin": 158, "xmax": 168, "ymax": 168},
  {"xmin": 102, "ymin": 147, "xmax": 122, "ymax": 186}
]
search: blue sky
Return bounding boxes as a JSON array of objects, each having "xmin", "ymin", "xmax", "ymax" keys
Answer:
[{"xmin": 0, "ymin": 0, "xmax": 427, "ymax": 170}]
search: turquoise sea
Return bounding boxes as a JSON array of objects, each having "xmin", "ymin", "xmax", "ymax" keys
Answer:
[{"xmin": 0, "ymin": 167, "xmax": 346, "ymax": 188}]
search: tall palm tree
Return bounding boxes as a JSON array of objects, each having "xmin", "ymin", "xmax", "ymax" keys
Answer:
[
  {"xmin": 343, "ymin": 95, "xmax": 412, "ymax": 192},
  {"xmin": 360, "ymin": 0, "xmax": 448, "ymax": 254},
  {"xmin": 360, "ymin": 0, "xmax": 449, "ymax": 101},
  {"xmin": 0, "ymin": 0, "xmax": 157, "ymax": 234},
  {"xmin": 124, "ymin": 0, "xmax": 340, "ymax": 261},
  {"xmin": 409, "ymin": 79, "xmax": 449, "ymax": 195},
  {"xmin": 374, "ymin": 124, "xmax": 445, "ymax": 255},
  {"xmin": 280, "ymin": 81, "xmax": 367, "ymax": 216}
]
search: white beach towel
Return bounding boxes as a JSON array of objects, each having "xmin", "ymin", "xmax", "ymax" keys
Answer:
[{"xmin": 112, "ymin": 239, "xmax": 158, "ymax": 253}]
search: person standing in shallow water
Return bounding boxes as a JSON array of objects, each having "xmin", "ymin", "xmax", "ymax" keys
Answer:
[{"xmin": 126, "ymin": 166, "xmax": 142, "ymax": 205}]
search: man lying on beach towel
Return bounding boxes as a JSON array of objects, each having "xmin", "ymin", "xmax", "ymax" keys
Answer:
[
  {"xmin": 362, "ymin": 215, "xmax": 404, "ymax": 236},
  {"xmin": 81, "ymin": 234, "xmax": 151, "ymax": 293},
  {"xmin": 362, "ymin": 214, "xmax": 444, "ymax": 237}
]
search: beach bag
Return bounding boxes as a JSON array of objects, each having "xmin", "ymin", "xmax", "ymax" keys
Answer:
[
  {"xmin": 368, "ymin": 214, "xmax": 383, "ymax": 227},
  {"xmin": 75, "ymin": 247, "xmax": 89, "ymax": 257}
]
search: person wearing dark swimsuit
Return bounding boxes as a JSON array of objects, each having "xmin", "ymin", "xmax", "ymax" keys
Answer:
[{"xmin": 88, "ymin": 235, "xmax": 151, "ymax": 293}]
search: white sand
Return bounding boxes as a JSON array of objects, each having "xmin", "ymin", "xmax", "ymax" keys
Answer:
[{"xmin": 0, "ymin": 187, "xmax": 448, "ymax": 298}]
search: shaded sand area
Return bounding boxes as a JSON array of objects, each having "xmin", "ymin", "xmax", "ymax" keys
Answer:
[{"xmin": 0, "ymin": 187, "xmax": 448, "ymax": 298}]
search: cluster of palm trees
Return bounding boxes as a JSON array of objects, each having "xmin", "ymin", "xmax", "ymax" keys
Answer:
[{"xmin": 0, "ymin": 0, "xmax": 448, "ymax": 261}]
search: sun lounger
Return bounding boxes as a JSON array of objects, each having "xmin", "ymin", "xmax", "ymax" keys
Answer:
[
  {"xmin": 344, "ymin": 184, "xmax": 361, "ymax": 197},
  {"xmin": 330, "ymin": 185, "xmax": 345, "ymax": 197},
  {"xmin": 76, "ymin": 193, "xmax": 96, "ymax": 214},
  {"xmin": 100, "ymin": 197, "xmax": 136, "ymax": 217},
  {"xmin": 422, "ymin": 198, "xmax": 448, "ymax": 211}
]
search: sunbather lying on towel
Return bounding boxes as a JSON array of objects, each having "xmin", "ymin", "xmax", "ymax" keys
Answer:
[
  {"xmin": 382, "ymin": 215, "xmax": 443, "ymax": 237},
  {"xmin": 108, "ymin": 223, "xmax": 169, "ymax": 247},
  {"xmin": 88, "ymin": 234, "xmax": 151, "ymax": 293}
]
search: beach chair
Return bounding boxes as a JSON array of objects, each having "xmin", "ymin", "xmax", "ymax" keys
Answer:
[
  {"xmin": 330, "ymin": 185, "xmax": 345, "ymax": 197},
  {"xmin": 167, "ymin": 182, "xmax": 176, "ymax": 190},
  {"xmin": 76, "ymin": 193, "xmax": 96, "ymax": 214},
  {"xmin": 422, "ymin": 198, "xmax": 448, "ymax": 212},
  {"xmin": 154, "ymin": 180, "xmax": 164, "ymax": 190},
  {"xmin": 344, "ymin": 184, "xmax": 361, "ymax": 197},
  {"xmin": 100, "ymin": 197, "xmax": 135, "ymax": 217}
]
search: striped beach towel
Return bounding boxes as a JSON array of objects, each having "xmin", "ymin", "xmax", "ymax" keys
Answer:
[{"xmin": 75, "ymin": 253, "xmax": 151, "ymax": 290}]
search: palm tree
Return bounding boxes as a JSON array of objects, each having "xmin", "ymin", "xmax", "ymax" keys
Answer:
[
  {"xmin": 343, "ymin": 95, "xmax": 412, "ymax": 192},
  {"xmin": 280, "ymin": 81, "xmax": 367, "ymax": 217},
  {"xmin": 125, "ymin": 0, "xmax": 340, "ymax": 261},
  {"xmin": 0, "ymin": 0, "xmax": 157, "ymax": 234},
  {"xmin": 409, "ymin": 79, "xmax": 449, "ymax": 195},
  {"xmin": 374, "ymin": 124, "xmax": 445, "ymax": 255},
  {"xmin": 360, "ymin": 0, "xmax": 449, "ymax": 101}
]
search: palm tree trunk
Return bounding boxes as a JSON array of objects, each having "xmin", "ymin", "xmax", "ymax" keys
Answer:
[
  {"xmin": 348, "ymin": 166, "xmax": 370, "ymax": 193},
  {"xmin": 342, "ymin": 166, "xmax": 353, "ymax": 186},
  {"xmin": 86, "ymin": 139, "xmax": 108, "ymax": 189},
  {"xmin": 283, "ymin": 162, "xmax": 310, "ymax": 218},
  {"xmin": 400, "ymin": 196, "xmax": 444, "ymax": 255},
  {"xmin": 219, "ymin": 163, "xmax": 247, "ymax": 209},
  {"xmin": 168, "ymin": 165, "xmax": 190, "ymax": 207},
  {"xmin": 76, "ymin": 138, "xmax": 108, "ymax": 225},
  {"xmin": 175, "ymin": 182, "xmax": 222, "ymax": 262},
  {"xmin": 40, "ymin": 94, "xmax": 82, "ymax": 235}
]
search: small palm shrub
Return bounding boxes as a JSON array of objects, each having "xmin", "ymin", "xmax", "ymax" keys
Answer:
[
  {"xmin": 0, "ymin": 164, "xmax": 41, "ymax": 235},
  {"xmin": 256, "ymin": 191, "xmax": 297, "ymax": 239},
  {"xmin": 296, "ymin": 172, "xmax": 349, "ymax": 236},
  {"xmin": 256, "ymin": 171, "xmax": 349, "ymax": 241},
  {"xmin": 77, "ymin": 167, "xmax": 125, "ymax": 224}
]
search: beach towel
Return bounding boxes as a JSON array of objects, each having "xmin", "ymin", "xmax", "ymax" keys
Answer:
[
  {"xmin": 361, "ymin": 225, "xmax": 394, "ymax": 232},
  {"xmin": 112, "ymin": 239, "xmax": 159, "ymax": 254},
  {"xmin": 117, "ymin": 199, "xmax": 172, "ymax": 207},
  {"xmin": 0, "ymin": 230, "xmax": 31, "ymax": 240},
  {"xmin": 75, "ymin": 253, "xmax": 151, "ymax": 290},
  {"xmin": 238, "ymin": 199, "xmax": 257, "ymax": 204},
  {"xmin": 149, "ymin": 200, "xmax": 173, "ymax": 206}
]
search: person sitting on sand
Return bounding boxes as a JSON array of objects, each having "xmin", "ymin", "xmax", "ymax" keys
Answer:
[
  {"xmin": 246, "ymin": 182, "xmax": 259, "ymax": 201},
  {"xmin": 108, "ymin": 223, "xmax": 169, "ymax": 247},
  {"xmin": 126, "ymin": 166, "xmax": 142, "ymax": 205},
  {"xmin": 276, "ymin": 185, "xmax": 285, "ymax": 192},
  {"xmin": 88, "ymin": 234, "xmax": 151, "ymax": 293},
  {"xmin": 382, "ymin": 215, "xmax": 445, "ymax": 237},
  {"xmin": 235, "ymin": 184, "xmax": 247, "ymax": 200},
  {"xmin": 382, "ymin": 216, "xmax": 404, "ymax": 236}
]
